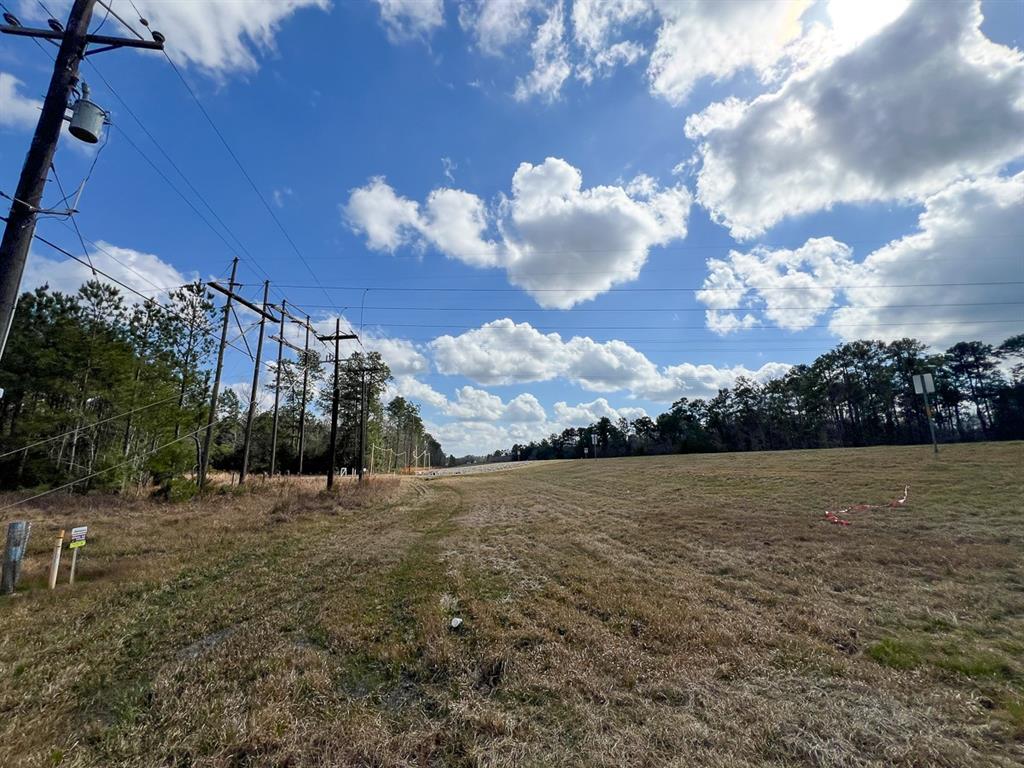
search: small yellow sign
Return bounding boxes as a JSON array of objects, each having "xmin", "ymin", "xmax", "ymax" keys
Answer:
[{"xmin": 69, "ymin": 540, "xmax": 85, "ymax": 549}]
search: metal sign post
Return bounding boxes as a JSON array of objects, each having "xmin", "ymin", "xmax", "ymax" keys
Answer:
[
  {"xmin": 913, "ymin": 373, "xmax": 939, "ymax": 454},
  {"xmin": 69, "ymin": 526, "xmax": 87, "ymax": 585}
]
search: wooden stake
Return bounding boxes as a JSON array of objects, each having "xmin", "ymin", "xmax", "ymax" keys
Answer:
[{"xmin": 48, "ymin": 528, "xmax": 64, "ymax": 590}]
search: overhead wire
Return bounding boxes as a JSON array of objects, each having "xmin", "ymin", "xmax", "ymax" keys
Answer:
[
  {"xmin": 156, "ymin": 48, "xmax": 346, "ymax": 318},
  {"xmin": 31, "ymin": 233, "xmax": 254, "ymax": 360},
  {"xmin": 0, "ymin": 393, "xmax": 180, "ymax": 459},
  {"xmin": 276, "ymin": 281, "xmax": 1024, "ymax": 293},
  {"xmin": 0, "ymin": 422, "xmax": 212, "ymax": 512},
  {"xmin": 297, "ymin": 300, "xmax": 1024, "ymax": 314}
]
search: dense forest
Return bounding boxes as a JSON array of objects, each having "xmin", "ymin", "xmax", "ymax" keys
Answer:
[
  {"xmin": 477, "ymin": 336, "xmax": 1024, "ymax": 464},
  {"xmin": 0, "ymin": 282, "xmax": 443, "ymax": 492}
]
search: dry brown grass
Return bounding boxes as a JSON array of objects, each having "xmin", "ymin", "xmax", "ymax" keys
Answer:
[{"xmin": 0, "ymin": 443, "xmax": 1021, "ymax": 767}]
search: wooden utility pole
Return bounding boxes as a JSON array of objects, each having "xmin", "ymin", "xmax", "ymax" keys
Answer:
[
  {"xmin": 199, "ymin": 257, "xmax": 238, "ymax": 489},
  {"xmin": 239, "ymin": 281, "xmax": 272, "ymax": 483},
  {"xmin": 0, "ymin": 1, "xmax": 163, "ymax": 364},
  {"xmin": 270, "ymin": 300, "xmax": 286, "ymax": 476},
  {"xmin": 297, "ymin": 317, "xmax": 311, "ymax": 474},
  {"xmin": 317, "ymin": 323, "xmax": 358, "ymax": 490}
]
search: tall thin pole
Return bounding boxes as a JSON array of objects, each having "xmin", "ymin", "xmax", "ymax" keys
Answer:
[
  {"xmin": 922, "ymin": 389, "xmax": 939, "ymax": 455},
  {"xmin": 357, "ymin": 369, "xmax": 367, "ymax": 482},
  {"xmin": 240, "ymin": 281, "xmax": 269, "ymax": 483},
  {"xmin": 0, "ymin": 0, "xmax": 98, "ymax": 363},
  {"xmin": 327, "ymin": 319, "xmax": 341, "ymax": 490},
  {"xmin": 199, "ymin": 257, "xmax": 238, "ymax": 489},
  {"xmin": 297, "ymin": 317, "xmax": 311, "ymax": 474},
  {"xmin": 269, "ymin": 300, "xmax": 285, "ymax": 476}
]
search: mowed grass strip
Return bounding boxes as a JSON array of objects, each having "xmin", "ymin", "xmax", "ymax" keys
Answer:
[{"xmin": 0, "ymin": 443, "xmax": 1020, "ymax": 767}]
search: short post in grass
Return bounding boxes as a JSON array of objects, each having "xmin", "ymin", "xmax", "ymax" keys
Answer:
[
  {"xmin": 48, "ymin": 529, "xmax": 65, "ymax": 590},
  {"xmin": 1, "ymin": 521, "xmax": 31, "ymax": 595},
  {"xmin": 68, "ymin": 526, "xmax": 87, "ymax": 586}
]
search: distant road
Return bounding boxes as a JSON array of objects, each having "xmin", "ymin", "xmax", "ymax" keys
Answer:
[{"xmin": 417, "ymin": 460, "xmax": 556, "ymax": 478}]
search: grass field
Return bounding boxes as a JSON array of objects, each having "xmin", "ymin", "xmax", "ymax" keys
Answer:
[{"xmin": 1, "ymin": 443, "xmax": 1022, "ymax": 767}]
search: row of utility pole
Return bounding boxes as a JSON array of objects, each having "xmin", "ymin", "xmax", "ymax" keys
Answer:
[
  {"xmin": 0, "ymin": 2, "xmax": 369, "ymax": 491},
  {"xmin": 199, "ymin": 262, "xmax": 364, "ymax": 491}
]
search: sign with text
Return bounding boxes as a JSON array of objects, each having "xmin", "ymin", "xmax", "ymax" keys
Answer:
[{"xmin": 69, "ymin": 526, "xmax": 87, "ymax": 549}]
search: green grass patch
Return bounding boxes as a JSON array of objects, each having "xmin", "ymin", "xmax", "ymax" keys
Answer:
[{"xmin": 867, "ymin": 638, "xmax": 924, "ymax": 669}]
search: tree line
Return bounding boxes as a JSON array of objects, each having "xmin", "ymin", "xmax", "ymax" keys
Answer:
[
  {"xmin": 0, "ymin": 282, "xmax": 444, "ymax": 492},
  {"xmin": 479, "ymin": 336, "xmax": 1024, "ymax": 463}
]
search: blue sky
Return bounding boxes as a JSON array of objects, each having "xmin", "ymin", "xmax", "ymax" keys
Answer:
[{"xmin": 2, "ymin": 0, "xmax": 1022, "ymax": 454}]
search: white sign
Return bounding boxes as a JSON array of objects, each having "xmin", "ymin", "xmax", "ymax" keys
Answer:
[
  {"xmin": 591, "ymin": 434, "xmax": 598, "ymax": 445},
  {"xmin": 70, "ymin": 526, "xmax": 87, "ymax": 550},
  {"xmin": 913, "ymin": 373, "xmax": 935, "ymax": 395}
]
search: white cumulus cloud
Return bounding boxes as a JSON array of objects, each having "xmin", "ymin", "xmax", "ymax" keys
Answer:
[
  {"xmin": 698, "ymin": 237, "xmax": 855, "ymax": 334},
  {"xmin": 648, "ymin": 0, "xmax": 813, "ymax": 106},
  {"xmin": 344, "ymin": 157, "xmax": 691, "ymax": 308},
  {"xmin": 686, "ymin": 0, "xmax": 1024, "ymax": 238},
  {"xmin": 429, "ymin": 318, "xmax": 789, "ymax": 402},
  {"xmin": 831, "ymin": 173, "xmax": 1024, "ymax": 348},
  {"xmin": 25, "ymin": 240, "xmax": 190, "ymax": 299},
  {"xmin": 0, "ymin": 72, "xmax": 41, "ymax": 129},
  {"xmin": 696, "ymin": 173, "xmax": 1024, "ymax": 349}
]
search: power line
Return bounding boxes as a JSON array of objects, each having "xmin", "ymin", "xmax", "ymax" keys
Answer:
[
  {"xmin": 0, "ymin": 393, "xmax": 180, "ymax": 459},
  {"xmin": 276, "ymin": 281, "xmax": 1024, "ymax": 293},
  {"xmin": 30, "ymin": 233, "xmax": 255, "ymax": 361},
  {"xmin": 158, "ymin": 50, "xmax": 343, "ymax": 316},
  {"xmin": 300, "ymin": 300, "xmax": 1024, "ymax": 313},
  {"xmin": 360, "ymin": 319, "xmax": 1022, "ymax": 332},
  {"xmin": 0, "ymin": 422, "xmax": 211, "ymax": 512},
  {"xmin": 77, "ymin": 65, "xmax": 335, "ymax": 334}
]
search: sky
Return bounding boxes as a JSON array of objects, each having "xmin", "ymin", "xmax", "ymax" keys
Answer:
[{"xmin": 1, "ymin": 0, "xmax": 1022, "ymax": 456}]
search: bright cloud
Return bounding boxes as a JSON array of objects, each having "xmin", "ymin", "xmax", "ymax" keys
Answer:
[
  {"xmin": 686, "ymin": 0, "xmax": 1024, "ymax": 237},
  {"xmin": 423, "ymin": 390, "xmax": 647, "ymax": 456},
  {"xmin": 373, "ymin": 0, "xmax": 445, "ymax": 40},
  {"xmin": 698, "ymin": 238, "xmax": 855, "ymax": 334},
  {"xmin": 429, "ymin": 318, "xmax": 789, "ymax": 402},
  {"xmin": 0, "ymin": 72, "xmax": 41, "ymax": 129},
  {"xmin": 38, "ymin": 0, "xmax": 331, "ymax": 73},
  {"xmin": 366, "ymin": 336, "xmax": 430, "ymax": 376},
  {"xmin": 344, "ymin": 157, "xmax": 691, "ymax": 308},
  {"xmin": 552, "ymin": 397, "xmax": 646, "ymax": 426},
  {"xmin": 25, "ymin": 241, "xmax": 190, "ymax": 299},
  {"xmin": 648, "ymin": 0, "xmax": 812, "ymax": 106},
  {"xmin": 459, "ymin": 0, "xmax": 541, "ymax": 55},
  {"xmin": 698, "ymin": 173, "xmax": 1024, "ymax": 348},
  {"xmin": 514, "ymin": 1, "xmax": 572, "ymax": 103},
  {"xmin": 831, "ymin": 173, "xmax": 1024, "ymax": 348}
]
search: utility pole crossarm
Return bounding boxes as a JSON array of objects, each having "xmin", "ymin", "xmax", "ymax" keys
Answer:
[
  {"xmin": 208, "ymin": 281, "xmax": 278, "ymax": 322},
  {"xmin": 0, "ymin": 25, "xmax": 164, "ymax": 51},
  {"xmin": 269, "ymin": 334, "xmax": 304, "ymax": 354},
  {"xmin": 317, "ymin": 333, "xmax": 359, "ymax": 342}
]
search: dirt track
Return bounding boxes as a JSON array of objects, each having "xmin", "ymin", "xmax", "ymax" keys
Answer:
[{"xmin": 417, "ymin": 458, "xmax": 559, "ymax": 478}]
